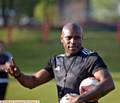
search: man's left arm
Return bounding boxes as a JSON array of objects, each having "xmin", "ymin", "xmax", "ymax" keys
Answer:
[
  {"xmin": 79, "ymin": 68, "xmax": 115, "ymax": 102},
  {"xmin": 92, "ymin": 68, "xmax": 115, "ymax": 98},
  {"xmin": 67, "ymin": 67, "xmax": 115, "ymax": 103}
]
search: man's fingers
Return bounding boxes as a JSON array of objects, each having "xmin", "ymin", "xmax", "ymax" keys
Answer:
[
  {"xmin": 5, "ymin": 60, "xmax": 20, "ymax": 77},
  {"xmin": 4, "ymin": 67, "xmax": 10, "ymax": 73},
  {"xmin": 11, "ymin": 58, "xmax": 16, "ymax": 67},
  {"xmin": 5, "ymin": 59, "xmax": 16, "ymax": 74}
]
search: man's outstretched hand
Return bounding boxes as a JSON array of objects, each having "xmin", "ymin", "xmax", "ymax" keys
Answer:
[{"xmin": 5, "ymin": 58, "xmax": 21, "ymax": 78}]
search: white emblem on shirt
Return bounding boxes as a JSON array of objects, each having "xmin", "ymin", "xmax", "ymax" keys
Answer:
[{"xmin": 54, "ymin": 66, "xmax": 61, "ymax": 71}]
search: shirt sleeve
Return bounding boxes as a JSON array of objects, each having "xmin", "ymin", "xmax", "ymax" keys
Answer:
[
  {"xmin": 5, "ymin": 52, "xmax": 13, "ymax": 63},
  {"xmin": 44, "ymin": 57, "xmax": 54, "ymax": 77},
  {"xmin": 92, "ymin": 54, "xmax": 107, "ymax": 74},
  {"xmin": 0, "ymin": 54, "xmax": 10, "ymax": 64}
]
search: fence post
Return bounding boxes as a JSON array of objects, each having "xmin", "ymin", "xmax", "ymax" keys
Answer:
[
  {"xmin": 42, "ymin": 22, "xmax": 51, "ymax": 43},
  {"xmin": 7, "ymin": 24, "xmax": 13, "ymax": 44}
]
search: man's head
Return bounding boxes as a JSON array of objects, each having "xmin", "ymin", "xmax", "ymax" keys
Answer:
[
  {"xmin": 0, "ymin": 40, "xmax": 5, "ymax": 55},
  {"xmin": 61, "ymin": 22, "xmax": 83, "ymax": 56}
]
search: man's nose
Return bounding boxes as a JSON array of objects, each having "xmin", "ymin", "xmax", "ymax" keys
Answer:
[{"xmin": 70, "ymin": 38, "xmax": 75, "ymax": 43}]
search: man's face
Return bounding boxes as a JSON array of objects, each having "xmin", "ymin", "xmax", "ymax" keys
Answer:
[{"xmin": 61, "ymin": 28, "xmax": 83, "ymax": 56}]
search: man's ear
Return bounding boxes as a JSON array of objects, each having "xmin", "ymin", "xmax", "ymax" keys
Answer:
[
  {"xmin": 81, "ymin": 33, "xmax": 83, "ymax": 41},
  {"xmin": 61, "ymin": 39, "xmax": 63, "ymax": 43},
  {"xmin": 60, "ymin": 34, "xmax": 63, "ymax": 43}
]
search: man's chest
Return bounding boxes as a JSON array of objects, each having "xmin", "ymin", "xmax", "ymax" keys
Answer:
[{"xmin": 53, "ymin": 56, "xmax": 93, "ymax": 88}]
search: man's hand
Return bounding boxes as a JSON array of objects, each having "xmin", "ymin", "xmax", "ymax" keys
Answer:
[
  {"xmin": 5, "ymin": 58, "xmax": 21, "ymax": 78},
  {"xmin": 60, "ymin": 94, "xmax": 84, "ymax": 103},
  {"xmin": 0, "ymin": 64, "xmax": 6, "ymax": 71}
]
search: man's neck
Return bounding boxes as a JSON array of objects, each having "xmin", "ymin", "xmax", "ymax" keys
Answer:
[{"xmin": 65, "ymin": 47, "xmax": 83, "ymax": 57}]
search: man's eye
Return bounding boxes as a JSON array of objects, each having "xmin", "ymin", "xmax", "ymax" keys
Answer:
[{"xmin": 66, "ymin": 37, "xmax": 71, "ymax": 40}]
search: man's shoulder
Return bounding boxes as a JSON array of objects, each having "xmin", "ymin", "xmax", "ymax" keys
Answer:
[
  {"xmin": 81, "ymin": 48, "xmax": 98, "ymax": 57},
  {"xmin": 53, "ymin": 53, "xmax": 65, "ymax": 58},
  {"xmin": 4, "ymin": 52, "xmax": 13, "ymax": 63},
  {"xmin": 48, "ymin": 54, "xmax": 65, "ymax": 62},
  {"xmin": 0, "ymin": 53, "xmax": 10, "ymax": 64}
]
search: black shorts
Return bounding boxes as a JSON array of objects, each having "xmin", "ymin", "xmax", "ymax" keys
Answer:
[{"xmin": 0, "ymin": 83, "xmax": 8, "ymax": 100}]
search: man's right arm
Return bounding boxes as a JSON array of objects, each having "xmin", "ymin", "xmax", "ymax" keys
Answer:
[
  {"xmin": 16, "ymin": 69, "xmax": 53, "ymax": 89},
  {"xmin": 5, "ymin": 62, "xmax": 53, "ymax": 89}
]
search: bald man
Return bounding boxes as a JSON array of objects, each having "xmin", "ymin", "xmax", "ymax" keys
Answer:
[{"xmin": 5, "ymin": 23, "xmax": 115, "ymax": 103}]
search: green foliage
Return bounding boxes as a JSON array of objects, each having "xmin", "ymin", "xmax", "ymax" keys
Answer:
[
  {"xmin": 34, "ymin": 2, "xmax": 45, "ymax": 22},
  {"xmin": 34, "ymin": 0, "xmax": 58, "ymax": 23},
  {"xmin": 92, "ymin": 0, "xmax": 120, "ymax": 22},
  {"xmin": 14, "ymin": 0, "xmax": 39, "ymax": 17},
  {"xmin": 0, "ymin": 0, "xmax": 57, "ymax": 18}
]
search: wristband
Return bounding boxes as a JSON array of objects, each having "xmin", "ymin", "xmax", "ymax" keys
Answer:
[{"xmin": 14, "ymin": 73, "xmax": 21, "ymax": 79}]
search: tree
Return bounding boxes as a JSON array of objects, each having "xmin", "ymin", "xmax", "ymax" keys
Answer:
[
  {"xmin": 16, "ymin": 0, "xmax": 39, "ymax": 17},
  {"xmin": 34, "ymin": 0, "xmax": 58, "ymax": 24},
  {"xmin": 91, "ymin": 0, "xmax": 120, "ymax": 23}
]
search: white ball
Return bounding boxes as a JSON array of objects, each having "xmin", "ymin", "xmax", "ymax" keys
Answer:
[
  {"xmin": 60, "ymin": 93, "xmax": 79, "ymax": 103},
  {"xmin": 79, "ymin": 77, "xmax": 99, "ymax": 94},
  {"xmin": 60, "ymin": 94, "xmax": 69, "ymax": 103},
  {"xmin": 79, "ymin": 77, "xmax": 99, "ymax": 102}
]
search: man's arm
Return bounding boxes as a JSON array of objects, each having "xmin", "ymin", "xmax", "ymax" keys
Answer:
[
  {"xmin": 78, "ymin": 67, "xmax": 115, "ymax": 102},
  {"xmin": 15, "ymin": 69, "xmax": 53, "ymax": 89},
  {"xmin": 5, "ymin": 60, "xmax": 53, "ymax": 89},
  {"xmin": 67, "ymin": 67, "xmax": 115, "ymax": 103}
]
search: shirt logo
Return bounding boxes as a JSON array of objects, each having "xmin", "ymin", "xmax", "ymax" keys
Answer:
[{"xmin": 54, "ymin": 66, "xmax": 61, "ymax": 71}]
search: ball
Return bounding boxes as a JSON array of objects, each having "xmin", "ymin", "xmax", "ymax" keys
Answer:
[
  {"xmin": 79, "ymin": 77, "xmax": 99, "ymax": 93},
  {"xmin": 60, "ymin": 93, "xmax": 79, "ymax": 103},
  {"xmin": 60, "ymin": 94, "xmax": 69, "ymax": 103},
  {"xmin": 60, "ymin": 77, "xmax": 99, "ymax": 103},
  {"xmin": 79, "ymin": 77, "xmax": 99, "ymax": 102}
]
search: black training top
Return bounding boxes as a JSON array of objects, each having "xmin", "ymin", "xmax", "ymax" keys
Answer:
[{"xmin": 44, "ymin": 48, "xmax": 107, "ymax": 103}]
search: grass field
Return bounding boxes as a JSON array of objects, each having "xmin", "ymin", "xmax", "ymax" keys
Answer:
[{"xmin": 0, "ymin": 27, "xmax": 120, "ymax": 103}]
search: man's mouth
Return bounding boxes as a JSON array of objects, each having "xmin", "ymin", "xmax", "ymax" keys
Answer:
[{"xmin": 68, "ymin": 45, "xmax": 77, "ymax": 49}]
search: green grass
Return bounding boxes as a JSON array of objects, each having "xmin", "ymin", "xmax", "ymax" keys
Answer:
[
  {"xmin": 6, "ymin": 80, "xmax": 58, "ymax": 103},
  {"xmin": 0, "ymin": 27, "xmax": 120, "ymax": 103}
]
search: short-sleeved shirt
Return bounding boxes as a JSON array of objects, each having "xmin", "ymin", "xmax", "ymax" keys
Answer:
[
  {"xmin": 44, "ymin": 48, "xmax": 107, "ymax": 103},
  {"xmin": 0, "ymin": 52, "xmax": 12, "ymax": 83}
]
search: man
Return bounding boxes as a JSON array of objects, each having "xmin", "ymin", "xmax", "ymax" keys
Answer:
[
  {"xmin": 0, "ymin": 40, "xmax": 13, "ymax": 100},
  {"xmin": 5, "ymin": 23, "xmax": 115, "ymax": 103}
]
